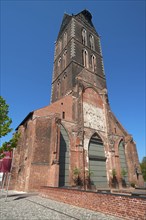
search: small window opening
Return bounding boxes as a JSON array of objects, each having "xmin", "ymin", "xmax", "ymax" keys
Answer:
[
  {"xmin": 62, "ymin": 111, "xmax": 65, "ymax": 119},
  {"xmin": 24, "ymin": 122, "xmax": 27, "ymax": 130},
  {"xmin": 114, "ymin": 127, "xmax": 117, "ymax": 133},
  {"xmin": 18, "ymin": 168, "xmax": 21, "ymax": 174}
]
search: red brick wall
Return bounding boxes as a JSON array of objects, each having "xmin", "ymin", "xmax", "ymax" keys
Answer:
[
  {"xmin": 83, "ymin": 87, "xmax": 103, "ymax": 108},
  {"xmin": 10, "ymin": 120, "xmax": 36, "ymax": 191},
  {"xmin": 28, "ymin": 165, "xmax": 50, "ymax": 190},
  {"xmin": 34, "ymin": 95, "xmax": 73, "ymax": 122},
  {"xmin": 40, "ymin": 187, "xmax": 146, "ymax": 220}
]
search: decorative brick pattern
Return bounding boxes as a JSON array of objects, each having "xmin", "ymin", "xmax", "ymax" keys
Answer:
[
  {"xmin": 71, "ymin": 18, "xmax": 75, "ymax": 37},
  {"xmin": 70, "ymin": 38, "xmax": 75, "ymax": 58}
]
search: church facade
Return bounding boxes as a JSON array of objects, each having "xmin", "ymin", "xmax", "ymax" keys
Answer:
[{"xmin": 11, "ymin": 10, "xmax": 144, "ymax": 191}]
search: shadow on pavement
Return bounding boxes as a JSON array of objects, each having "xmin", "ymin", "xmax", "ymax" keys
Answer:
[
  {"xmin": 0, "ymin": 192, "xmax": 38, "ymax": 201},
  {"xmin": 12, "ymin": 193, "xmax": 38, "ymax": 200}
]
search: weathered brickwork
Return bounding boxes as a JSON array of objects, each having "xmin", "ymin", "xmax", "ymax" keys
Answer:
[
  {"xmin": 40, "ymin": 187, "xmax": 146, "ymax": 220},
  {"xmin": 10, "ymin": 10, "xmax": 144, "ymax": 192}
]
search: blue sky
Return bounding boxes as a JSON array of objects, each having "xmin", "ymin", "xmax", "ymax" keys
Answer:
[{"xmin": 1, "ymin": 0, "xmax": 145, "ymax": 162}]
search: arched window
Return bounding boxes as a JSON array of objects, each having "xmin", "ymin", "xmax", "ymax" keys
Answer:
[
  {"xmin": 63, "ymin": 49, "xmax": 67, "ymax": 68},
  {"xmin": 63, "ymin": 32, "xmax": 67, "ymax": 47},
  {"xmin": 91, "ymin": 54, "xmax": 96, "ymax": 72},
  {"xmin": 59, "ymin": 125, "xmax": 69, "ymax": 187},
  {"xmin": 59, "ymin": 40, "xmax": 62, "ymax": 52},
  {"xmin": 82, "ymin": 49, "xmax": 88, "ymax": 68},
  {"xmin": 56, "ymin": 78, "xmax": 61, "ymax": 99},
  {"xmin": 119, "ymin": 141, "xmax": 128, "ymax": 184},
  {"xmin": 88, "ymin": 133, "xmax": 108, "ymax": 188},
  {"xmin": 82, "ymin": 28, "xmax": 87, "ymax": 46},
  {"xmin": 89, "ymin": 34, "xmax": 95, "ymax": 50}
]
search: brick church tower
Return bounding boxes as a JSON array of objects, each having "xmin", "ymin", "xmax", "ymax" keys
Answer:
[{"xmin": 11, "ymin": 10, "xmax": 144, "ymax": 191}]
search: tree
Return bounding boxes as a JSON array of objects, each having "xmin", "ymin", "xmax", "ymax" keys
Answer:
[
  {"xmin": 0, "ymin": 132, "xmax": 20, "ymax": 159},
  {"xmin": 0, "ymin": 96, "xmax": 20, "ymax": 159},
  {"xmin": 0, "ymin": 96, "xmax": 12, "ymax": 137},
  {"xmin": 140, "ymin": 157, "xmax": 146, "ymax": 181}
]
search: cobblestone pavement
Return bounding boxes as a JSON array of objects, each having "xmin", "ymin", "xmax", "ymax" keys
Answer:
[{"xmin": 0, "ymin": 191, "xmax": 122, "ymax": 220}]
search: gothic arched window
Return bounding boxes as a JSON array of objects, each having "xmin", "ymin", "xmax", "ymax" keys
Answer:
[
  {"xmin": 82, "ymin": 49, "xmax": 89, "ymax": 68},
  {"xmin": 119, "ymin": 141, "xmax": 128, "ymax": 183},
  {"xmin": 63, "ymin": 32, "xmax": 67, "ymax": 47},
  {"xmin": 89, "ymin": 34, "xmax": 95, "ymax": 50},
  {"xmin": 88, "ymin": 133, "xmax": 108, "ymax": 188},
  {"xmin": 59, "ymin": 40, "xmax": 62, "ymax": 52},
  {"xmin": 82, "ymin": 28, "xmax": 87, "ymax": 46},
  {"xmin": 91, "ymin": 54, "xmax": 96, "ymax": 72},
  {"xmin": 63, "ymin": 49, "xmax": 67, "ymax": 68},
  {"xmin": 58, "ymin": 57, "xmax": 62, "ymax": 71}
]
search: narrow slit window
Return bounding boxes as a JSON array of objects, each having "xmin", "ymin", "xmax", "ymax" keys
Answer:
[
  {"xmin": 82, "ymin": 49, "xmax": 89, "ymax": 68},
  {"xmin": 82, "ymin": 28, "xmax": 87, "ymax": 46},
  {"xmin": 62, "ymin": 111, "xmax": 65, "ymax": 119},
  {"xmin": 63, "ymin": 49, "xmax": 67, "ymax": 68},
  {"xmin": 64, "ymin": 32, "xmax": 67, "ymax": 47},
  {"xmin": 91, "ymin": 54, "xmax": 96, "ymax": 72},
  {"xmin": 114, "ymin": 127, "xmax": 117, "ymax": 134},
  {"xmin": 89, "ymin": 34, "xmax": 95, "ymax": 50}
]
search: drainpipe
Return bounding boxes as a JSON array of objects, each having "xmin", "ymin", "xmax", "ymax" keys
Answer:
[
  {"xmin": 81, "ymin": 84, "xmax": 86, "ymax": 190},
  {"xmin": 81, "ymin": 95, "xmax": 85, "ymax": 190}
]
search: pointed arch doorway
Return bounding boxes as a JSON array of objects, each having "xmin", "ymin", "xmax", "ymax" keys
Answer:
[
  {"xmin": 88, "ymin": 134, "xmax": 108, "ymax": 188},
  {"xmin": 59, "ymin": 125, "xmax": 69, "ymax": 187}
]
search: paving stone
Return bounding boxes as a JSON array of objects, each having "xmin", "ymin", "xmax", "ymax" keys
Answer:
[{"xmin": 0, "ymin": 191, "xmax": 122, "ymax": 220}]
